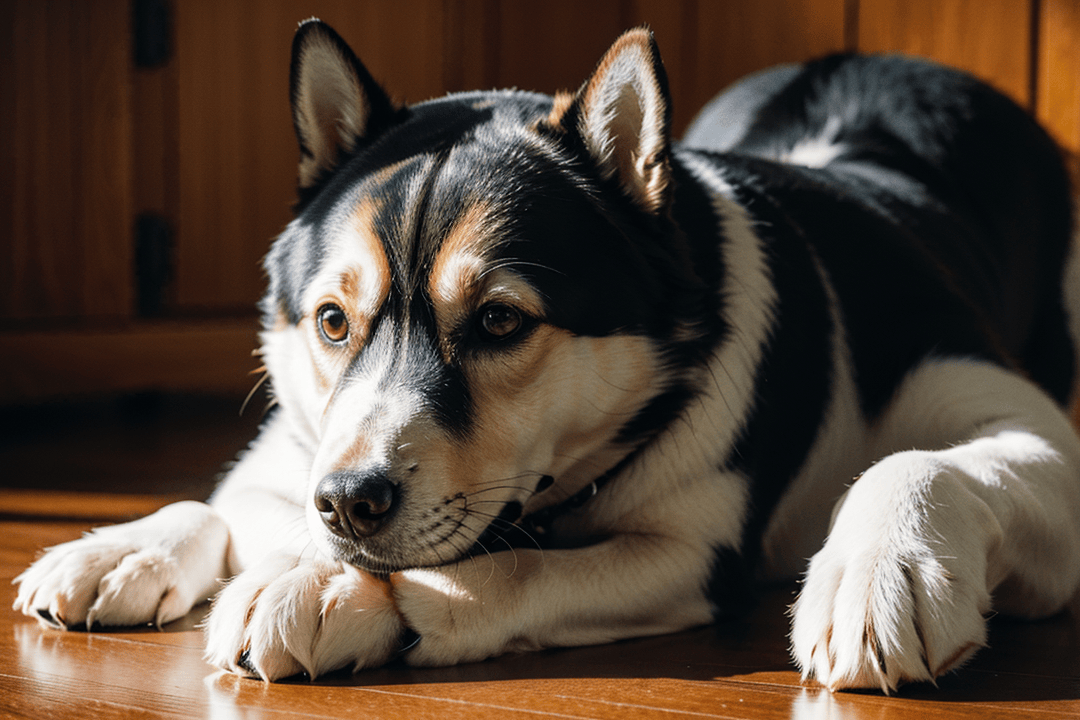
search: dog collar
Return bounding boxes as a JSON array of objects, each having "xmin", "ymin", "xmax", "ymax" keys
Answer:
[{"xmin": 519, "ymin": 450, "xmax": 639, "ymax": 538}]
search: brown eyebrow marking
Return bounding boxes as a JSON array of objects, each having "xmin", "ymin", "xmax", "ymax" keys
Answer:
[
  {"xmin": 348, "ymin": 195, "xmax": 392, "ymax": 316},
  {"xmin": 428, "ymin": 201, "xmax": 503, "ymax": 312}
]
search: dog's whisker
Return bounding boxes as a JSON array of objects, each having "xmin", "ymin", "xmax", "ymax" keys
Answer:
[{"xmin": 239, "ymin": 369, "xmax": 271, "ymax": 417}]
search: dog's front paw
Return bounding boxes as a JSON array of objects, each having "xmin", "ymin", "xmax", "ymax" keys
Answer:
[
  {"xmin": 204, "ymin": 554, "xmax": 402, "ymax": 681},
  {"xmin": 790, "ymin": 452, "xmax": 994, "ymax": 692},
  {"xmin": 14, "ymin": 501, "xmax": 227, "ymax": 629}
]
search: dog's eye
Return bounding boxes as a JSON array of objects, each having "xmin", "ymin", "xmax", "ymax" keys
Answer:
[
  {"xmin": 317, "ymin": 304, "xmax": 349, "ymax": 344},
  {"xmin": 478, "ymin": 303, "xmax": 522, "ymax": 341}
]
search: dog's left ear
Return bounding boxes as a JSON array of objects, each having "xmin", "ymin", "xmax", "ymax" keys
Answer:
[
  {"xmin": 549, "ymin": 28, "xmax": 673, "ymax": 214},
  {"xmin": 290, "ymin": 19, "xmax": 402, "ymax": 189}
]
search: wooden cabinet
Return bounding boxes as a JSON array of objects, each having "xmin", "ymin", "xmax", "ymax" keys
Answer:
[{"xmin": 2, "ymin": 0, "xmax": 1077, "ymax": 402}]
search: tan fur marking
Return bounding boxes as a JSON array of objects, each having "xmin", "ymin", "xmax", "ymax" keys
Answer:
[
  {"xmin": 438, "ymin": 329, "xmax": 660, "ymax": 509},
  {"xmin": 339, "ymin": 267, "xmax": 361, "ymax": 305},
  {"xmin": 331, "ymin": 432, "xmax": 373, "ymax": 474},
  {"xmin": 349, "ymin": 197, "xmax": 391, "ymax": 318},
  {"xmin": 546, "ymin": 91, "xmax": 576, "ymax": 130},
  {"xmin": 304, "ymin": 195, "xmax": 390, "ymax": 394},
  {"xmin": 427, "ymin": 202, "xmax": 513, "ymax": 351},
  {"xmin": 272, "ymin": 303, "xmax": 290, "ymax": 332},
  {"xmin": 429, "ymin": 202, "xmax": 493, "ymax": 307}
]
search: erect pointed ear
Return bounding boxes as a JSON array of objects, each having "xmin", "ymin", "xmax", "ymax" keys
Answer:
[
  {"xmin": 290, "ymin": 19, "xmax": 402, "ymax": 189},
  {"xmin": 548, "ymin": 28, "xmax": 673, "ymax": 214}
]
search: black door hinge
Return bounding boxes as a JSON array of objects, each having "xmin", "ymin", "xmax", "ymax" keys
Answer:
[
  {"xmin": 133, "ymin": 0, "xmax": 171, "ymax": 68},
  {"xmin": 135, "ymin": 213, "xmax": 173, "ymax": 317}
]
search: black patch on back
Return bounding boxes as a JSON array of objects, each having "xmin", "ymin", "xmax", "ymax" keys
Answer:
[{"xmin": 729, "ymin": 54, "xmax": 1075, "ymax": 404}]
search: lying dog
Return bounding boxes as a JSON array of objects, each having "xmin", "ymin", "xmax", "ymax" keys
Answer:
[{"xmin": 15, "ymin": 21, "xmax": 1080, "ymax": 693}]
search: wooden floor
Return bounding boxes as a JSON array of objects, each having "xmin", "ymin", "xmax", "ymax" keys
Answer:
[{"xmin": 2, "ymin": 396, "xmax": 1080, "ymax": 719}]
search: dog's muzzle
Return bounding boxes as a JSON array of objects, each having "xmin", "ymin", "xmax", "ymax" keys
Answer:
[{"xmin": 315, "ymin": 470, "xmax": 398, "ymax": 539}]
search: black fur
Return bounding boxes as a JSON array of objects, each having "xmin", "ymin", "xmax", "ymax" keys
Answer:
[{"xmin": 712, "ymin": 54, "xmax": 1074, "ymax": 406}]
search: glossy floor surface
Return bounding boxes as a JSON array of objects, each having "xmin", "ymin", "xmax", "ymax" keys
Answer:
[{"xmin": 2, "ymin": 396, "xmax": 1080, "ymax": 718}]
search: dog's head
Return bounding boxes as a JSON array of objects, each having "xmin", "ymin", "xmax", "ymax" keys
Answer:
[{"xmin": 260, "ymin": 20, "xmax": 710, "ymax": 573}]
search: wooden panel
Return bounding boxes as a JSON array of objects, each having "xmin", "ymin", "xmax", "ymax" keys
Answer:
[
  {"xmin": 172, "ymin": 0, "xmax": 448, "ymax": 313},
  {"xmin": 1036, "ymin": 0, "xmax": 1080, "ymax": 169},
  {"xmin": 857, "ymin": 0, "xmax": 1033, "ymax": 106},
  {"xmin": 0, "ymin": 0, "xmax": 133, "ymax": 322},
  {"xmin": 449, "ymin": 0, "xmax": 703, "ymax": 137},
  {"xmin": 0, "ymin": 320, "xmax": 260, "ymax": 402},
  {"xmin": 492, "ymin": 0, "xmax": 629, "ymax": 94},
  {"xmin": 443, "ymin": 0, "xmax": 502, "ymax": 92},
  {"xmin": 687, "ymin": 0, "xmax": 848, "ymax": 132},
  {"xmin": 627, "ymin": 0, "xmax": 697, "ymax": 135}
]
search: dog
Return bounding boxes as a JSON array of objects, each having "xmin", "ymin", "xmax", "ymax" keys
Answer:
[{"xmin": 15, "ymin": 21, "xmax": 1080, "ymax": 693}]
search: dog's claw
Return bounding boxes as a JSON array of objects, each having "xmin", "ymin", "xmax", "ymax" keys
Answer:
[{"xmin": 204, "ymin": 557, "xmax": 403, "ymax": 681}]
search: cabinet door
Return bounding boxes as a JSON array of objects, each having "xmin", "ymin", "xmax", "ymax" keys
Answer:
[
  {"xmin": 1037, "ymin": 0, "xmax": 1080, "ymax": 168},
  {"xmin": 0, "ymin": 0, "xmax": 134, "ymax": 323},
  {"xmin": 170, "ymin": 0, "xmax": 450, "ymax": 314}
]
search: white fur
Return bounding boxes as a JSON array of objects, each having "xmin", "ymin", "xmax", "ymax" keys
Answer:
[
  {"xmin": 679, "ymin": 152, "xmax": 779, "ymax": 456},
  {"xmin": 790, "ymin": 359, "xmax": 1080, "ymax": 692},
  {"xmin": 13, "ymin": 501, "xmax": 229, "ymax": 629},
  {"xmin": 781, "ymin": 116, "xmax": 847, "ymax": 168},
  {"xmin": 204, "ymin": 554, "xmax": 400, "ymax": 679}
]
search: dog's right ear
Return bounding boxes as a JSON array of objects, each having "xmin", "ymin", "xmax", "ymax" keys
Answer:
[
  {"xmin": 290, "ymin": 19, "xmax": 401, "ymax": 189},
  {"xmin": 545, "ymin": 28, "xmax": 673, "ymax": 215}
]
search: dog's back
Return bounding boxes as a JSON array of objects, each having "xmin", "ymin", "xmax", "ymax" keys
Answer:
[{"xmin": 685, "ymin": 54, "xmax": 1076, "ymax": 406}]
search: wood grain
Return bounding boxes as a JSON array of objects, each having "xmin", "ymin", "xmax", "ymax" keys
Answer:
[
  {"xmin": 0, "ymin": 320, "xmax": 260, "ymax": 402},
  {"xmin": 171, "ymin": 0, "xmax": 451, "ymax": 314},
  {"xmin": 5, "ymin": 0, "xmax": 1080, "ymax": 405},
  {"xmin": 688, "ymin": 0, "xmax": 848, "ymax": 126},
  {"xmin": 1036, "ymin": 0, "xmax": 1080, "ymax": 172},
  {"xmin": 857, "ymin": 0, "xmax": 1034, "ymax": 106},
  {"xmin": 0, "ymin": 0, "xmax": 133, "ymax": 322}
]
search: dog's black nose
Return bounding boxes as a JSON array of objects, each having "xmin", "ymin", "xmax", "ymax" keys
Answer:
[{"xmin": 315, "ymin": 470, "xmax": 397, "ymax": 539}]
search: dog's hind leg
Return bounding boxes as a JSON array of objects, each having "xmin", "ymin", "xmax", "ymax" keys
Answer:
[{"xmin": 790, "ymin": 358, "xmax": 1080, "ymax": 692}]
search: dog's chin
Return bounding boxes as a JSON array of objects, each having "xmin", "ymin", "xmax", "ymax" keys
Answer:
[{"xmin": 319, "ymin": 534, "xmax": 477, "ymax": 577}]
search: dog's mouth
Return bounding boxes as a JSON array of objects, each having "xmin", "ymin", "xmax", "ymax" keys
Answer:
[
  {"xmin": 323, "ymin": 496, "xmax": 534, "ymax": 576},
  {"xmin": 326, "ymin": 470, "xmax": 617, "ymax": 573},
  {"xmin": 465, "ymin": 499, "xmax": 532, "ymax": 556}
]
